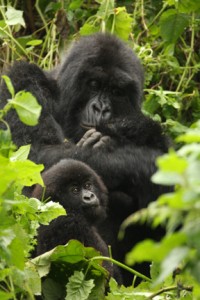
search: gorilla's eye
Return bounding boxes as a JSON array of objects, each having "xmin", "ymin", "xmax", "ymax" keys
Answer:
[
  {"xmin": 70, "ymin": 185, "xmax": 80, "ymax": 194},
  {"xmin": 84, "ymin": 182, "xmax": 92, "ymax": 190},
  {"xmin": 112, "ymin": 87, "xmax": 124, "ymax": 97},
  {"xmin": 89, "ymin": 80, "xmax": 100, "ymax": 91}
]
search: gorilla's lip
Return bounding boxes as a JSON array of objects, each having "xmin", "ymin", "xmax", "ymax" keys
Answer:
[
  {"xmin": 81, "ymin": 121, "xmax": 111, "ymax": 129},
  {"xmin": 81, "ymin": 123, "xmax": 95, "ymax": 130},
  {"xmin": 82, "ymin": 203, "xmax": 99, "ymax": 209}
]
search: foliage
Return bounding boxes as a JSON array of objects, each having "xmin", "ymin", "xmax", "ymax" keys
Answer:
[
  {"xmin": 32, "ymin": 240, "xmax": 108, "ymax": 300},
  {"xmin": 0, "ymin": 0, "xmax": 199, "ymax": 133},
  {"xmin": 118, "ymin": 121, "xmax": 200, "ymax": 299},
  {"xmin": 0, "ymin": 0, "xmax": 200, "ymax": 299},
  {"xmin": 0, "ymin": 77, "xmax": 113, "ymax": 299}
]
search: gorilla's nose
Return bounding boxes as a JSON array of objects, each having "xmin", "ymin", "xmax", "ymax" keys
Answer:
[
  {"xmin": 91, "ymin": 99, "xmax": 112, "ymax": 121},
  {"xmin": 82, "ymin": 190, "xmax": 99, "ymax": 206}
]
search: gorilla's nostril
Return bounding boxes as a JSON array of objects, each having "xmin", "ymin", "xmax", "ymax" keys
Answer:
[{"xmin": 92, "ymin": 103, "xmax": 101, "ymax": 113}]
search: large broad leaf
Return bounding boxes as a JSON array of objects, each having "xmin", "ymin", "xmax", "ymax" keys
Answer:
[
  {"xmin": 5, "ymin": 6, "xmax": 25, "ymax": 27},
  {"xmin": 126, "ymin": 232, "xmax": 186, "ymax": 265},
  {"xmin": 10, "ymin": 145, "xmax": 31, "ymax": 162},
  {"xmin": 178, "ymin": 0, "xmax": 200, "ymax": 13},
  {"xmin": 0, "ymin": 291, "xmax": 13, "ymax": 300},
  {"xmin": 79, "ymin": 23, "xmax": 99, "ymax": 36},
  {"xmin": 66, "ymin": 271, "xmax": 95, "ymax": 300},
  {"xmin": 0, "ymin": 20, "xmax": 8, "ymax": 38},
  {"xmin": 96, "ymin": 0, "xmax": 115, "ymax": 17},
  {"xmin": 112, "ymin": 7, "xmax": 132, "ymax": 41},
  {"xmin": 156, "ymin": 247, "xmax": 189, "ymax": 284},
  {"xmin": 69, "ymin": 0, "xmax": 83, "ymax": 10},
  {"xmin": 37, "ymin": 201, "xmax": 66, "ymax": 225},
  {"xmin": 159, "ymin": 9, "xmax": 189, "ymax": 44},
  {"xmin": 12, "ymin": 160, "xmax": 44, "ymax": 186},
  {"xmin": 32, "ymin": 241, "xmax": 107, "ymax": 300},
  {"xmin": 12, "ymin": 91, "xmax": 42, "ymax": 126}
]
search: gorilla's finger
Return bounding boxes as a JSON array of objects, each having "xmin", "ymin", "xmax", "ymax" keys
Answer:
[
  {"xmin": 83, "ymin": 128, "xmax": 97, "ymax": 138},
  {"xmin": 81, "ymin": 132, "xmax": 102, "ymax": 148},
  {"xmin": 93, "ymin": 136, "xmax": 111, "ymax": 149},
  {"xmin": 77, "ymin": 128, "xmax": 96, "ymax": 147}
]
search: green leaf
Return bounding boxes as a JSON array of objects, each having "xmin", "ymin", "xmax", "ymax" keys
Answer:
[
  {"xmin": 176, "ymin": 131, "xmax": 200, "ymax": 143},
  {"xmin": 178, "ymin": 0, "xmax": 200, "ymax": 13},
  {"xmin": 12, "ymin": 160, "xmax": 44, "ymax": 186},
  {"xmin": 0, "ymin": 20, "xmax": 8, "ymax": 38},
  {"xmin": 24, "ymin": 264, "xmax": 42, "ymax": 295},
  {"xmin": 126, "ymin": 233, "xmax": 186, "ymax": 265},
  {"xmin": 42, "ymin": 278, "xmax": 64, "ymax": 300},
  {"xmin": 12, "ymin": 91, "xmax": 42, "ymax": 126},
  {"xmin": 51, "ymin": 240, "xmax": 86, "ymax": 263},
  {"xmin": 0, "ymin": 129, "xmax": 16, "ymax": 158},
  {"xmin": 2, "ymin": 75, "xmax": 15, "ymax": 98},
  {"xmin": 0, "ymin": 291, "xmax": 13, "ymax": 300},
  {"xmin": 97, "ymin": 0, "xmax": 115, "ymax": 17},
  {"xmin": 9, "ymin": 236, "xmax": 25, "ymax": 269},
  {"xmin": 80, "ymin": 23, "xmax": 99, "ymax": 36},
  {"xmin": 0, "ymin": 155, "xmax": 17, "ymax": 195},
  {"xmin": 10, "ymin": 145, "xmax": 31, "ymax": 162},
  {"xmin": 5, "ymin": 6, "xmax": 25, "ymax": 27},
  {"xmin": 69, "ymin": 0, "xmax": 83, "ymax": 10},
  {"xmin": 152, "ymin": 171, "xmax": 183, "ymax": 185},
  {"xmin": 159, "ymin": 9, "xmax": 189, "ymax": 44},
  {"xmin": 156, "ymin": 151, "xmax": 188, "ymax": 173},
  {"xmin": 38, "ymin": 201, "xmax": 66, "ymax": 225},
  {"xmin": 66, "ymin": 271, "xmax": 95, "ymax": 300},
  {"xmin": 112, "ymin": 7, "xmax": 132, "ymax": 40},
  {"xmin": 0, "ymin": 229, "xmax": 15, "ymax": 248},
  {"xmin": 26, "ymin": 39, "xmax": 43, "ymax": 46},
  {"xmin": 156, "ymin": 247, "xmax": 189, "ymax": 283}
]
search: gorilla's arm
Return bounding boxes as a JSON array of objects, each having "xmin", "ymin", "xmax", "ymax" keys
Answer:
[
  {"xmin": 38, "ymin": 139, "xmax": 165, "ymax": 192},
  {"xmin": 38, "ymin": 115, "xmax": 169, "ymax": 193},
  {"xmin": 36, "ymin": 213, "xmax": 108, "ymax": 255}
]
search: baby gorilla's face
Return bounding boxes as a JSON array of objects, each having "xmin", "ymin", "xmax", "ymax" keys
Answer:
[
  {"xmin": 32, "ymin": 159, "xmax": 108, "ymax": 224},
  {"xmin": 67, "ymin": 180, "xmax": 100, "ymax": 208},
  {"xmin": 60, "ymin": 176, "xmax": 104, "ymax": 224}
]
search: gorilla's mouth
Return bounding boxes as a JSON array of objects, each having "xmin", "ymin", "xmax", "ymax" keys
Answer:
[
  {"xmin": 81, "ymin": 122, "xmax": 95, "ymax": 130},
  {"xmin": 81, "ymin": 121, "xmax": 111, "ymax": 130}
]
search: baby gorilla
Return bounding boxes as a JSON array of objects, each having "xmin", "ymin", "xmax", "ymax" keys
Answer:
[
  {"xmin": 32, "ymin": 159, "xmax": 121, "ymax": 280},
  {"xmin": 33, "ymin": 158, "xmax": 108, "ymax": 253}
]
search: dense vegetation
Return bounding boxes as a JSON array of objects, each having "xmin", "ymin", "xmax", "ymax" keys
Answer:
[{"xmin": 0, "ymin": 0, "xmax": 200, "ymax": 299}]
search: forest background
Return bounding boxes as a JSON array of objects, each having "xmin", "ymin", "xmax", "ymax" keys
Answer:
[{"xmin": 0, "ymin": 0, "xmax": 200, "ymax": 299}]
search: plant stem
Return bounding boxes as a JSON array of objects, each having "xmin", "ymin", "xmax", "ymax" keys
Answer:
[
  {"xmin": 35, "ymin": 0, "xmax": 48, "ymax": 34},
  {"xmin": 176, "ymin": 13, "xmax": 195, "ymax": 92},
  {"xmin": 141, "ymin": 0, "xmax": 148, "ymax": 31},
  {"xmin": 90, "ymin": 256, "xmax": 151, "ymax": 282},
  {"xmin": 148, "ymin": 284, "xmax": 193, "ymax": 299}
]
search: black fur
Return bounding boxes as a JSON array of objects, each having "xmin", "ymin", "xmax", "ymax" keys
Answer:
[
  {"xmin": 32, "ymin": 159, "xmax": 121, "ymax": 281},
  {"xmin": 0, "ymin": 61, "xmax": 65, "ymax": 163},
  {"xmin": 0, "ymin": 33, "xmax": 171, "ymax": 285}
]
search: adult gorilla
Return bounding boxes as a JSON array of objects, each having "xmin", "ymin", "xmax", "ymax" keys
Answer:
[
  {"xmin": 0, "ymin": 33, "xmax": 170, "ymax": 285},
  {"xmin": 44, "ymin": 34, "xmax": 170, "ymax": 284}
]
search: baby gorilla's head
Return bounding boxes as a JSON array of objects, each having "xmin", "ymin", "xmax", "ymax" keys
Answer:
[{"xmin": 32, "ymin": 159, "xmax": 108, "ymax": 223}]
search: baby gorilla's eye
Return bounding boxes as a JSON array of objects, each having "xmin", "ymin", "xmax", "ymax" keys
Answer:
[
  {"xmin": 83, "ymin": 181, "xmax": 92, "ymax": 190},
  {"xmin": 70, "ymin": 185, "xmax": 80, "ymax": 194}
]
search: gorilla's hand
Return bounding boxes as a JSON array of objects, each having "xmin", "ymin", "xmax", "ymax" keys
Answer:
[{"xmin": 77, "ymin": 128, "xmax": 112, "ymax": 149}]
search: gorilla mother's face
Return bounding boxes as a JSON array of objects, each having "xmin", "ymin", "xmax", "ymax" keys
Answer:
[
  {"xmin": 57, "ymin": 33, "xmax": 144, "ymax": 138},
  {"xmin": 79, "ymin": 64, "xmax": 140, "ymax": 128}
]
